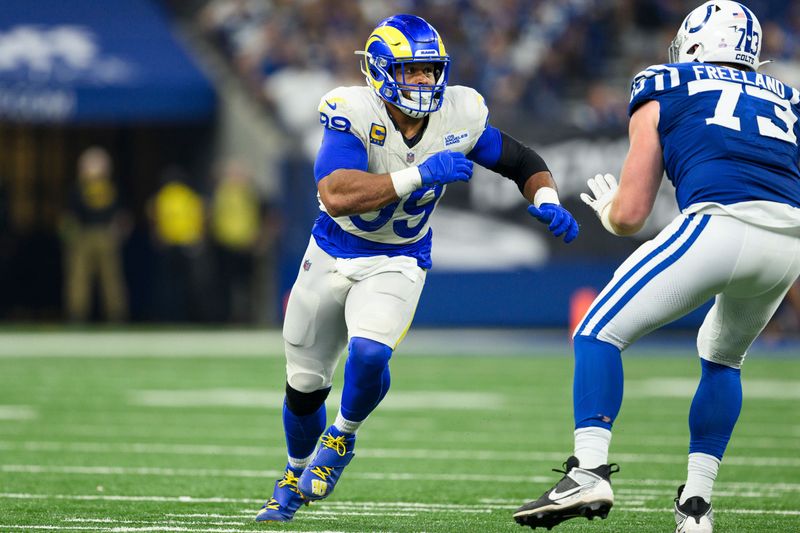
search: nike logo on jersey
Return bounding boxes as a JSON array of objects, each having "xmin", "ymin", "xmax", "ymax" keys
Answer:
[{"xmin": 325, "ymin": 100, "xmax": 337, "ymax": 110}]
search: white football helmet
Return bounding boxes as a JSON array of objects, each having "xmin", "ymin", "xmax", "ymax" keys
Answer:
[{"xmin": 668, "ymin": 1, "xmax": 764, "ymax": 70}]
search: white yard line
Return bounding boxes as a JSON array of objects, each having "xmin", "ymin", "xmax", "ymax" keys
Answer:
[
  {"xmin": 373, "ymin": 430, "xmax": 800, "ymax": 450},
  {"xmin": 3, "ymin": 457, "xmax": 800, "ymax": 492},
  {"xmin": 0, "ymin": 495, "xmax": 797, "ymax": 521},
  {"xmin": 0, "ymin": 406, "xmax": 36, "ymax": 420},
  {"xmin": 0, "ymin": 331, "xmax": 284, "ymax": 358},
  {"xmin": 627, "ymin": 378, "xmax": 800, "ymax": 399},
  {"xmin": 0, "ymin": 527, "xmax": 346, "ymax": 533},
  {"xmin": 616, "ymin": 507, "xmax": 800, "ymax": 516},
  {"xmin": 0, "ymin": 329, "xmax": 796, "ymax": 359},
  {"xmin": 0, "ymin": 493, "xmax": 262, "ymax": 504},
  {"xmin": 63, "ymin": 519, "xmax": 250, "ymax": 526},
  {"xmin": 130, "ymin": 389, "xmax": 507, "ymax": 410},
  {"xmin": 2, "ymin": 439, "xmax": 799, "ymax": 467}
]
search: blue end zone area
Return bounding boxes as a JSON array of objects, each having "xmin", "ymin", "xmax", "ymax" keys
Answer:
[{"xmin": 413, "ymin": 261, "xmax": 713, "ymax": 328}]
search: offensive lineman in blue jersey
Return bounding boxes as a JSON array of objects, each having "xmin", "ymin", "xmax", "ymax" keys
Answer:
[
  {"xmin": 255, "ymin": 14, "xmax": 578, "ymax": 522},
  {"xmin": 514, "ymin": 3, "xmax": 800, "ymax": 532}
]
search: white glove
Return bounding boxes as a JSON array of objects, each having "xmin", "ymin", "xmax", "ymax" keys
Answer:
[
  {"xmin": 580, "ymin": 173, "xmax": 618, "ymax": 217},
  {"xmin": 580, "ymin": 173, "xmax": 620, "ymax": 235}
]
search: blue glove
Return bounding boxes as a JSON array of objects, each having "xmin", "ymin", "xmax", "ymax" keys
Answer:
[
  {"xmin": 418, "ymin": 150, "xmax": 473, "ymax": 186},
  {"xmin": 527, "ymin": 203, "xmax": 579, "ymax": 243}
]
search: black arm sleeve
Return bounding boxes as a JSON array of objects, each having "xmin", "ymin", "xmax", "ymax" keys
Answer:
[{"xmin": 489, "ymin": 132, "xmax": 550, "ymax": 193}]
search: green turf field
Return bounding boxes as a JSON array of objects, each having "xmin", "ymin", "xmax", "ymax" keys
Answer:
[{"xmin": 0, "ymin": 330, "xmax": 798, "ymax": 532}]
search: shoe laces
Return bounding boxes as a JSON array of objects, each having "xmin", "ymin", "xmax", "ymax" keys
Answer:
[
  {"xmin": 320, "ymin": 434, "xmax": 348, "ymax": 456},
  {"xmin": 277, "ymin": 469, "xmax": 301, "ymax": 493},
  {"xmin": 264, "ymin": 497, "xmax": 280, "ymax": 510},
  {"xmin": 552, "ymin": 456, "xmax": 580, "ymax": 476},
  {"xmin": 311, "ymin": 465, "xmax": 334, "ymax": 480},
  {"xmin": 552, "ymin": 458, "xmax": 620, "ymax": 480}
]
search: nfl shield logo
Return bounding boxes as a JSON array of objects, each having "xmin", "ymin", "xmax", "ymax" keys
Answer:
[
  {"xmin": 406, "ymin": 152, "xmax": 415, "ymax": 163},
  {"xmin": 303, "ymin": 259, "xmax": 312, "ymax": 271}
]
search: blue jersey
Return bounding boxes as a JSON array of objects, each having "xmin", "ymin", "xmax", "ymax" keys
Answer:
[{"xmin": 629, "ymin": 63, "xmax": 800, "ymax": 211}]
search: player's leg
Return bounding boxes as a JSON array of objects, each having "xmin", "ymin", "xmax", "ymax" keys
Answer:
[
  {"xmin": 676, "ymin": 225, "xmax": 800, "ymax": 533},
  {"xmin": 256, "ymin": 238, "xmax": 350, "ymax": 522},
  {"xmin": 515, "ymin": 214, "xmax": 729, "ymax": 528},
  {"xmin": 65, "ymin": 230, "xmax": 91, "ymax": 322},
  {"xmin": 340, "ymin": 267, "xmax": 424, "ymax": 428},
  {"xmin": 298, "ymin": 265, "xmax": 425, "ymax": 501}
]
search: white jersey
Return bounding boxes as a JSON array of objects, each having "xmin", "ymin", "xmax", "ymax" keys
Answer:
[{"xmin": 312, "ymin": 85, "xmax": 488, "ymax": 264}]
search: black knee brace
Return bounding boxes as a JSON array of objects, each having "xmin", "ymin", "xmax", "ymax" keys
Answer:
[{"xmin": 285, "ymin": 382, "xmax": 331, "ymax": 416}]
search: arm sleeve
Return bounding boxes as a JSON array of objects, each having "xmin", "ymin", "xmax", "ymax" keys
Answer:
[
  {"xmin": 313, "ymin": 128, "xmax": 369, "ymax": 183},
  {"xmin": 469, "ymin": 125, "xmax": 549, "ymax": 192}
]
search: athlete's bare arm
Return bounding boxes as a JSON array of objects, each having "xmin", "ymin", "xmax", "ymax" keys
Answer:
[
  {"xmin": 317, "ymin": 170, "xmax": 398, "ymax": 217},
  {"xmin": 608, "ymin": 100, "xmax": 664, "ymax": 235}
]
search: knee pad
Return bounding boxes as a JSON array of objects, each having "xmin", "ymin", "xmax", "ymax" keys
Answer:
[
  {"xmin": 285, "ymin": 383, "xmax": 331, "ymax": 416},
  {"xmin": 348, "ymin": 336, "xmax": 393, "ymax": 369},
  {"xmin": 287, "ymin": 369, "xmax": 327, "ymax": 393}
]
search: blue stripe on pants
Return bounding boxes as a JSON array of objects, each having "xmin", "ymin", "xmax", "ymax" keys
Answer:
[
  {"xmin": 589, "ymin": 215, "xmax": 710, "ymax": 337},
  {"xmin": 576, "ymin": 215, "xmax": 696, "ymax": 336}
]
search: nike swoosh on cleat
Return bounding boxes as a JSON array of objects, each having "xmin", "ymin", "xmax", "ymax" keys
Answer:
[
  {"xmin": 325, "ymin": 100, "xmax": 337, "ymax": 110},
  {"xmin": 548, "ymin": 486, "xmax": 583, "ymax": 501}
]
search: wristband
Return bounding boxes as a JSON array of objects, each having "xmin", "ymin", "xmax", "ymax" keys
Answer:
[
  {"xmin": 533, "ymin": 186, "xmax": 560, "ymax": 208},
  {"xmin": 390, "ymin": 167, "xmax": 422, "ymax": 197},
  {"xmin": 599, "ymin": 204, "xmax": 623, "ymax": 236}
]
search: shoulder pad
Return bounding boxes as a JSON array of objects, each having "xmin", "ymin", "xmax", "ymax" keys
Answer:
[
  {"xmin": 317, "ymin": 87, "xmax": 371, "ymax": 142},
  {"xmin": 629, "ymin": 64, "xmax": 685, "ymax": 116},
  {"xmin": 630, "ymin": 64, "xmax": 683, "ymax": 98},
  {"xmin": 445, "ymin": 85, "xmax": 489, "ymax": 128},
  {"xmin": 318, "ymin": 87, "xmax": 349, "ymax": 115}
]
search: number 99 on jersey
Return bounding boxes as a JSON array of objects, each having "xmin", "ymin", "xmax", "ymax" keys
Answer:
[{"xmin": 320, "ymin": 112, "xmax": 352, "ymax": 133}]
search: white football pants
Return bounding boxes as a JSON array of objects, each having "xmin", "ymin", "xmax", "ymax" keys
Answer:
[
  {"xmin": 282, "ymin": 237, "xmax": 426, "ymax": 393},
  {"xmin": 574, "ymin": 213, "xmax": 800, "ymax": 367}
]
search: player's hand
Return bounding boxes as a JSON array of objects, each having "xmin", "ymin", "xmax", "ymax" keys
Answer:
[
  {"xmin": 418, "ymin": 150, "xmax": 473, "ymax": 186},
  {"xmin": 527, "ymin": 203, "xmax": 579, "ymax": 243},
  {"xmin": 580, "ymin": 173, "xmax": 618, "ymax": 218}
]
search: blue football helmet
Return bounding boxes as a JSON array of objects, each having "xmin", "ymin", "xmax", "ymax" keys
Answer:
[{"xmin": 356, "ymin": 14, "xmax": 450, "ymax": 118}]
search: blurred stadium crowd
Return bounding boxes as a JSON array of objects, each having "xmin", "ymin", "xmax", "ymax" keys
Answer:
[
  {"xmin": 1, "ymin": 0, "xmax": 798, "ymax": 334},
  {"xmin": 196, "ymin": 0, "xmax": 800, "ymax": 137}
]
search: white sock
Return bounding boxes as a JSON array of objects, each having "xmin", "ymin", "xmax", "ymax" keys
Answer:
[
  {"xmin": 680, "ymin": 452, "xmax": 720, "ymax": 504},
  {"xmin": 574, "ymin": 427, "xmax": 612, "ymax": 469},
  {"xmin": 287, "ymin": 455, "xmax": 312, "ymax": 471},
  {"xmin": 334, "ymin": 411, "xmax": 361, "ymax": 434}
]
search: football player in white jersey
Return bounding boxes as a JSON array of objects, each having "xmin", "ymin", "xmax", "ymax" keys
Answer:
[
  {"xmin": 255, "ymin": 13, "xmax": 578, "ymax": 522},
  {"xmin": 513, "ymin": 2, "xmax": 800, "ymax": 532}
]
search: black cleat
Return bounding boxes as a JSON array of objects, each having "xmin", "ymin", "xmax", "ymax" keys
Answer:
[
  {"xmin": 513, "ymin": 456, "xmax": 619, "ymax": 530},
  {"xmin": 674, "ymin": 484, "xmax": 714, "ymax": 533}
]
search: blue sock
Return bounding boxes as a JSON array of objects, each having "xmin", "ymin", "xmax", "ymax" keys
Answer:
[
  {"xmin": 282, "ymin": 400, "xmax": 325, "ymax": 460},
  {"xmin": 341, "ymin": 337, "xmax": 393, "ymax": 422},
  {"xmin": 573, "ymin": 335, "xmax": 624, "ymax": 430},
  {"xmin": 689, "ymin": 358, "xmax": 742, "ymax": 459}
]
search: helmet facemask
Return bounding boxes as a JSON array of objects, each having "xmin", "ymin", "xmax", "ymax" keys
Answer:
[{"xmin": 357, "ymin": 51, "xmax": 450, "ymax": 118}]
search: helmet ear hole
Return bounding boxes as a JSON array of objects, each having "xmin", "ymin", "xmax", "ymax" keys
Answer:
[
  {"xmin": 368, "ymin": 64, "xmax": 382, "ymax": 80},
  {"xmin": 687, "ymin": 44, "xmax": 700, "ymax": 55}
]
